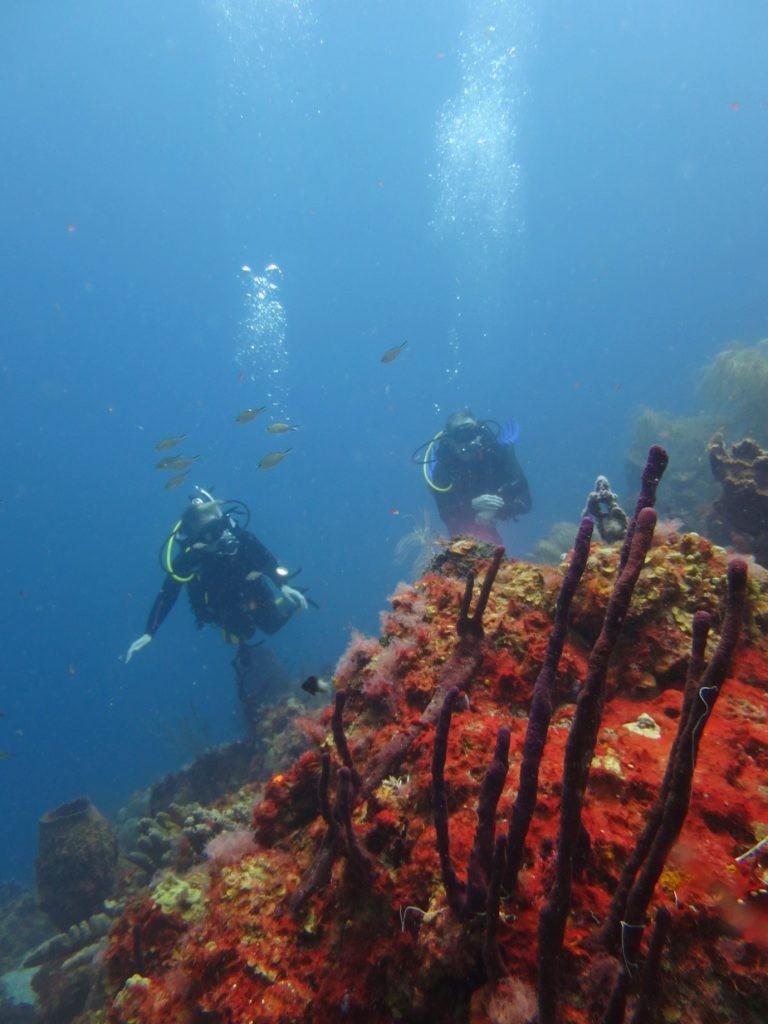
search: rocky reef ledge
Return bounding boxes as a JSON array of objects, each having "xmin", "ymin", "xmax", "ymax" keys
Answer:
[{"xmin": 21, "ymin": 526, "xmax": 768, "ymax": 1024}]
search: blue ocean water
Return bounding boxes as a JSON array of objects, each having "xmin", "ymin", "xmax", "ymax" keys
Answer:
[{"xmin": 1, "ymin": 0, "xmax": 766, "ymax": 884}]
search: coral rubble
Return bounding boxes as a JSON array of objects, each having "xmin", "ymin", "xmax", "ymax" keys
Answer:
[{"xmin": 48, "ymin": 523, "xmax": 768, "ymax": 1022}]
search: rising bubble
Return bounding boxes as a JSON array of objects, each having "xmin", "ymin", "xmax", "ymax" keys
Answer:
[
  {"xmin": 235, "ymin": 265, "xmax": 289, "ymax": 415},
  {"xmin": 432, "ymin": 1, "xmax": 533, "ymax": 252},
  {"xmin": 212, "ymin": 0, "xmax": 316, "ymax": 81}
]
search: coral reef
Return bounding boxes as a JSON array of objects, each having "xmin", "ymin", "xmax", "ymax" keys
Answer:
[
  {"xmin": 0, "ymin": 883, "xmax": 53, "ymax": 976},
  {"xmin": 624, "ymin": 407, "xmax": 718, "ymax": 532},
  {"xmin": 708, "ymin": 434, "xmax": 768, "ymax": 568},
  {"xmin": 625, "ymin": 337, "xmax": 768, "ymax": 540},
  {"xmin": 531, "ymin": 521, "xmax": 579, "ymax": 566},
  {"xmin": 62, "ymin": 505, "xmax": 768, "ymax": 1024},
  {"xmin": 23, "ymin": 908, "xmax": 120, "ymax": 969},
  {"xmin": 14, "ymin": 699, "xmax": 315, "ymax": 1024},
  {"xmin": 21, "ymin": 466, "xmax": 768, "ymax": 1023},
  {"xmin": 0, "ymin": 883, "xmax": 52, "ymax": 1023}
]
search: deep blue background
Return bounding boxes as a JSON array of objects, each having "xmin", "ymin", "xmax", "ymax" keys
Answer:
[{"xmin": 1, "ymin": 0, "xmax": 766, "ymax": 882}]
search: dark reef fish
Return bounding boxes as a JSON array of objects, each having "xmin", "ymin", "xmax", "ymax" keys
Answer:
[{"xmin": 301, "ymin": 675, "xmax": 331, "ymax": 696}]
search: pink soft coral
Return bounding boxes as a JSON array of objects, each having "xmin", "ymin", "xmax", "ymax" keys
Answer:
[
  {"xmin": 381, "ymin": 583, "xmax": 427, "ymax": 637},
  {"xmin": 361, "ymin": 639, "xmax": 418, "ymax": 702},
  {"xmin": 334, "ymin": 629, "xmax": 381, "ymax": 687},
  {"xmin": 204, "ymin": 829, "xmax": 257, "ymax": 867}
]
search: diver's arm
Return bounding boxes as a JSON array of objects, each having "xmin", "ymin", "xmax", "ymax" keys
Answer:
[
  {"xmin": 145, "ymin": 575, "xmax": 183, "ymax": 636},
  {"xmin": 126, "ymin": 575, "xmax": 182, "ymax": 663},
  {"xmin": 241, "ymin": 531, "xmax": 282, "ymax": 585},
  {"xmin": 126, "ymin": 554, "xmax": 190, "ymax": 662},
  {"xmin": 497, "ymin": 447, "xmax": 532, "ymax": 518}
]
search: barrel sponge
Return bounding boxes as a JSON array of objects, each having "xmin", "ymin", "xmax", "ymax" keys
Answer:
[{"xmin": 36, "ymin": 797, "xmax": 118, "ymax": 930}]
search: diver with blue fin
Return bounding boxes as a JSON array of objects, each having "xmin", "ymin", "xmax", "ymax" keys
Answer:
[
  {"xmin": 415, "ymin": 410, "xmax": 532, "ymax": 544},
  {"xmin": 125, "ymin": 487, "xmax": 309, "ymax": 665}
]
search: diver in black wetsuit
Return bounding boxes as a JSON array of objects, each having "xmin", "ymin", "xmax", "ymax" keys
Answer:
[
  {"xmin": 125, "ymin": 488, "xmax": 307, "ymax": 663},
  {"xmin": 417, "ymin": 410, "xmax": 532, "ymax": 545}
]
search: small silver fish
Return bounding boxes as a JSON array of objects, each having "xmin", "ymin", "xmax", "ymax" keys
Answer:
[
  {"xmin": 155, "ymin": 455, "xmax": 200, "ymax": 471},
  {"xmin": 236, "ymin": 406, "xmax": 267, "ymax": 424},
  {"xmin": 154, "ymin": 433, "xmax": 187, "ymax": 451},
  {"xmin": 381, "ymin": 340, "xmax": 407, "ymax": 363},
  {"xmin": 267, "ymin": 422, "xmax": 300, "ymax": 434},
  {"xmin": 258, "ymin": 449, "xmax": 292, "ymax": 469},
  {"xmin": 164, "ymin": 471, "xmax": 191, "ymax": 490}
]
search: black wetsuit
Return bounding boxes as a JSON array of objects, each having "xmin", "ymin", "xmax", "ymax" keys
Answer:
[
  {"xmin": 431, "ymin": 434, "xmax": 532, "ymax": 543},
  {"xmin": 146, "ymin": 528, "xmax": 292, "ymax": 643}
]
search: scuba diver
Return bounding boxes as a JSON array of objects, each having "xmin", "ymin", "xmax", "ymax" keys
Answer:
[
  {"xmin": 125, "ymin": 487, "xmax": 308, "ymax": 664},
  {"xmin": 414, "ymin": 410, "xmax": 532, "ymax": 544}
]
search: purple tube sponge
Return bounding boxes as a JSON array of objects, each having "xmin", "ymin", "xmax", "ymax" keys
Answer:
[
  {"xmin": 432, "ymin": 689, "xmax": 511, "ymax": 924},
  {"xmin": 618, "ymin": 444, "xmax": 668, "ymax": 573},
  {"xmin": 332, "ymin": 690, "xmax": 361, "ymax": 792},
  {"xmin": 537, "ymin": 506, "xmax": 658, "ymax": 1024},
  {"xmin": 463, "ymin": 726, "xmax": 511, "ymax": 919},
  {"xmin": 504, "ymin": 517, "xmax": 593, "ymax": 891},
  {"xmin": 431, "ymin": 686, "xmax": 465, "ymax": 917},
  {"xmin": 457, "ymin": 546, "xmax": 505, "ymax": 639},
  {"xmin": 611, "ymin": 560, "xmax": 748, "ymax": 995}
]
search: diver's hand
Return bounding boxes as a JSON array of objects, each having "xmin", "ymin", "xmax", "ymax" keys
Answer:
[
  {"xmin": 126, "ymin": 633, "xmax": 152, "ymax": 663},
  {"xmin": 472, "ymin": 494, "xmax": 504, "ymax": 523},
  {"xmin": 281, "ymin": 585, "xmax": 308, "ymax": 611}
]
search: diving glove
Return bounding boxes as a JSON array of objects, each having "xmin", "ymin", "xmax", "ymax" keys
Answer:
[
  {"xmin": 471, "ymin": 493, "xmax": 504, "ymax": 524},
  {"xmin": 281, "ymin": 584, "xmax": 308, "ymax": 611},
  {"xmin": 126, "ymin": 633, "xmax": 152, "ymax": 663}
]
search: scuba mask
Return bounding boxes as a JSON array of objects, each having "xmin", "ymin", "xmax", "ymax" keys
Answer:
[
  {"xmin": 194, "ymin": 515, "xmax": 239, "ymax": 555},
  {"xmin": 161, "ymin": 488, "xmax": 251, "ymax": 581},
  {"xmin": 448, "ymin": 423, "xmax": 486, "ymax": 460},
  {"xmin": 180, "ymin": 489, "xmax": 239, "ymax": 555}
]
